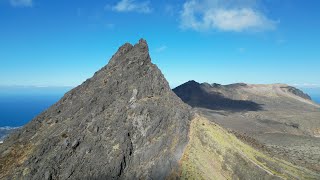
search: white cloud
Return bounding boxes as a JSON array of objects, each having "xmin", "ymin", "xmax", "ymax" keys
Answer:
[
  {"xmin": 111, "ymin": 0, "xmax": 152, "ymax": 13},
  {"xmin": 155, "ymin": 45, "xmax": 168, "ymax": 53},
  {"xmin": 10, "ymin": 0, "xmax": 32, "ymax": 7},
  {"xmin": 180, "ymin": 0, "xmax": 277, "ymax": 32}
]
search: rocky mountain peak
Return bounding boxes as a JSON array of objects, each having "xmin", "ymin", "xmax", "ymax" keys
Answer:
[
  {"xmin": 0, "ymin": 39, "xmax": 192, "ymax": 179},
  {"xmin": 108, "ymin": 39, "xmax": 150, "ymax": 68},
  {"xmin": 113, "ymin": 42, "xmax": 133, "ymax": 58},
  {"xmin": 137, "ymin": 38, "xmax": 148, "ymax": 49}
]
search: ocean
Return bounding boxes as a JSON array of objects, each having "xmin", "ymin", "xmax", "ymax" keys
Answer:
[
  {"xmin": 0, "ymin": 94, "xmax": 62, "ymax": 127},
  {"xmin": 0, "ymin": 86, "xmax": 71, "ymax": 128},
  {"xmin": 0, "ymin": 93, "xmax": 66, "ymax": 142},
  {"xmin": 313, "ymin": 96, "xmax": 320, "ymax": 104}
]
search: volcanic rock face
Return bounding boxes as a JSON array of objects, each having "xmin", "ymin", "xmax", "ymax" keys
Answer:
[{"xmin": 0, "ymin": 39, "xmax": 192, "ymax": 179}]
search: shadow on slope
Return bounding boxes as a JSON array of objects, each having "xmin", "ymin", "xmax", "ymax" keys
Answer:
[{"xmin": 173, "ymin": 81, "xmax": 263, "ymax": 112}]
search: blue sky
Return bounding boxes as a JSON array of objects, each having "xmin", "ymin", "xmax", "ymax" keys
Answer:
[{"xmin": 0, "ymin": 0, "xmax": 320, "ymax": 88}]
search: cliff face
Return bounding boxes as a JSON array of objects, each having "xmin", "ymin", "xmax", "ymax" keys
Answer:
[{"xmin": 0, "ymin": 39, "xmax": 192, "ymax": 179}]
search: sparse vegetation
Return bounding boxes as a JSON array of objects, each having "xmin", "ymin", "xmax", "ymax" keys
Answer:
[{"xmin": 0, "ymin": 143, "xmax": 33, "ymax": 179}]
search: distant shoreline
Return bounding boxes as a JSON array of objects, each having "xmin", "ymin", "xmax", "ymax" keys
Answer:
[{"xmin": 0, "ymin": 126, "xmax": 21, "ymax": 143}]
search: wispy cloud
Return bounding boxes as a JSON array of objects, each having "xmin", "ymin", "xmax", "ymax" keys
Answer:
[
  {"xmin": 10, "ymin": 0, "xmax": 32, "ymax": 7},
  {"xmin": 111, "ymin": 0, "xmax": 152, "ymax": 14},
  {"xmin": 155, "ymin": 45, "xmax": 168, "ymax": 53},
  {"xmin": 180, "ymin": 0, "xmax": 277, "ymax": 32}
]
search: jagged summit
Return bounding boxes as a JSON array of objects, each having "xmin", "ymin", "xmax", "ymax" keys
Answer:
[
  {"xmin": 0, "ymin": 39, "xmax": 192, "ymax": 179},
  {"xmin": 108, "ymin": 38, "xmax": 149, "ymax": 67}
]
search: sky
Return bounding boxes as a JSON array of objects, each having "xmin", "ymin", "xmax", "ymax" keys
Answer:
[{"xmin": 0, "ymin": 0, "xmax": 320, "ymax": 89}]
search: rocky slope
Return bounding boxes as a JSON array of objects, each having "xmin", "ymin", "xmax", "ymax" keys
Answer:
[
  {"xmin": 0, "ymin": 39, "xmax": 192, "ymax": 179},
  {"xmin": 174, "ymin": 81, "xmax": 320, "ymax": 173}
]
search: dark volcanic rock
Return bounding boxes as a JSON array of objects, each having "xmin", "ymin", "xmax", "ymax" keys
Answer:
[{"xmin": 0, "ymin": 39, "xmax": 192, "ymax": 179}]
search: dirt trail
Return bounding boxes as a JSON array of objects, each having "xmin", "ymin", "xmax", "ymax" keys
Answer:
[{"xmin": 234, "ymin": 146, "xmax": 284, "ymax": 179}]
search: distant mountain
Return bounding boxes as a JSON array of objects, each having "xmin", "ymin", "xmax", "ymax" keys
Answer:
[
  {"xmin": 174, "ymin": 81, "xmax": 320, "ymax": 173},
  {"xmin": 173, "ymin": 80, "xmax": 263, "ymax": 112},
  {"xmin": 174, "ymin": 81, "xmax": 319, "ymax": 111},
  {"xmin": 1, "ymin": 41, "xmax": 319, "ymax": 179}
]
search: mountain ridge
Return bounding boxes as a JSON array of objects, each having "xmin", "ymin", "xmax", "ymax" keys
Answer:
[{"xmin": 175, "ymin": 80, "xmax": 317, "ymax": 106}]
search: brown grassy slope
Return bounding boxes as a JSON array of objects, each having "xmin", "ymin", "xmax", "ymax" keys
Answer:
[{"xmin": 178, "ymin": 115, "xmax": 320, "ymax": 180}]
